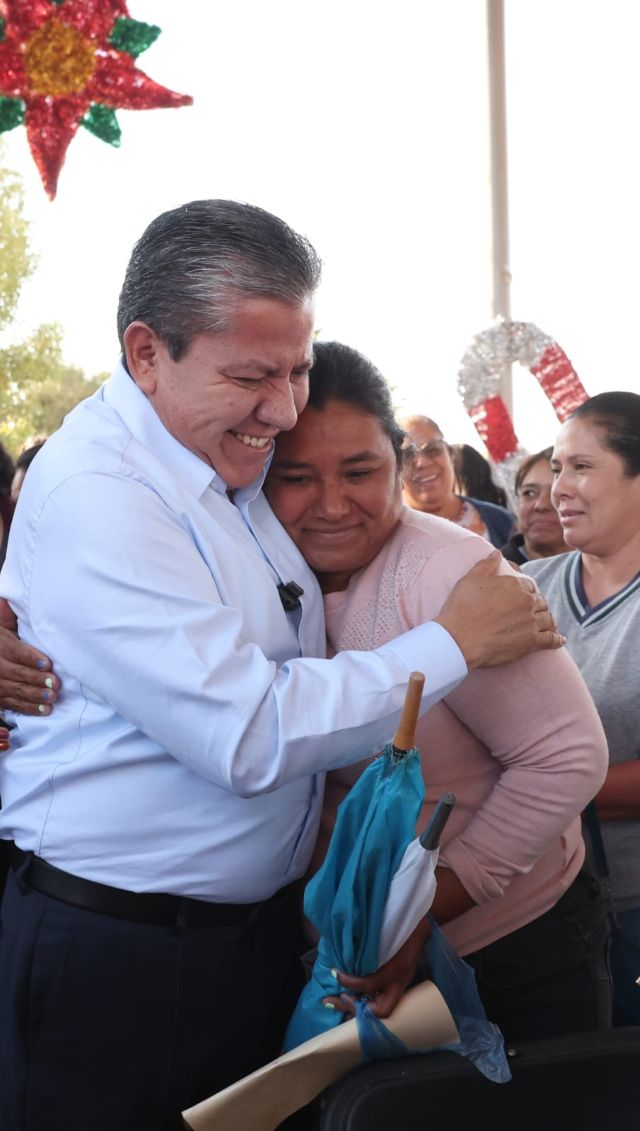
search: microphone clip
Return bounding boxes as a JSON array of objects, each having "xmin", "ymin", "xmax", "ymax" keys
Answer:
[{"xmin": 277, "ymin": 580, "xmax": 304, "ymax": 612}]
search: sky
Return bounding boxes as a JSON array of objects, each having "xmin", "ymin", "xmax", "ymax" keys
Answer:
[{"xmin": 2, "ymin": 0, "xmax": 640, "ymax": 456}]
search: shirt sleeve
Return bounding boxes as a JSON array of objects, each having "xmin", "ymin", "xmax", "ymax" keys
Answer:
[{"xmin": 21, "ymin": 473, "xmax": 467, "ymax": 797}]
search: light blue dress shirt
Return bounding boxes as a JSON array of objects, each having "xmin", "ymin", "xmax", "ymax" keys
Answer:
[{"xmin": 0, "ymin": 363, "xmax": 467, "ymax": 901}]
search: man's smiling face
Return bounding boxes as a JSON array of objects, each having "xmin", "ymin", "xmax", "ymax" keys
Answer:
[{"xmin": 125, "ymin": 296, "xmax": 315, "ymax": 488}]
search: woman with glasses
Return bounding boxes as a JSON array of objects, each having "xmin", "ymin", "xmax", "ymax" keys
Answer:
[
  {"xmin": 399, "ymin": 415, "xmax": 514, "ymax": 548},
  {"xmin": 501, "ymin": 448, "xmax": 567, "ymax": 566}
]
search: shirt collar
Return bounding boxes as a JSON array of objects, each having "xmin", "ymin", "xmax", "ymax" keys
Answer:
[{"xmin": 101, "ymin": 360, "xmax": 268, "ymax": 502}]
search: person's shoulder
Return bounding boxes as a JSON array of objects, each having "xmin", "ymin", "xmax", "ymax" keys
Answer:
[
  {"xmin": 26, "ymin": 400, "xmax": 133, "ymax": 491},
  {"xmin": 466, "ymin": 495, "xmax": 515, "ymax": 527},
  {"xmin": 465, "ymin": 496, "xmax": 513, "ymax": 520},
  {"xmin": 399, "ymin": 505, "xmax": 489, "ymax": 550},
  {"xmin": 500, "ymin": 532, "xmax": 525, "ymax": 564},
  {"xmin": 397, "ymin": 506, "xmax": 494, "ymax": 576},
  {"xmin": 521, "ymin": 551, "xmax": 574, "ymax": 581},
  {"xmin": 463, "ymin": 495, "xmax": 515, "ymax": 547}
]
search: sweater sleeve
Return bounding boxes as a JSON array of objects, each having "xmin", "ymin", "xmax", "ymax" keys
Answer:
[{"xmin": 407, "ymin": 539, "xmax": 608, "ymax": 904}]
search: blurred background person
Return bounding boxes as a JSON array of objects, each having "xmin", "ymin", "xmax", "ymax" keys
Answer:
[
  {"xmin": 0, "ymin": 441, "xmax": 15, "ymax": 570},
  {"xmin": 399, "ymin": 414, "xmax": 514, "ymax": 548},
  {"xmin": 502, "ymin": 447, "xmax": 567, "ymax": 566},
  {"xmin": 452, "ymin": 442, "xmax": 508, "ymax": 508},
  {"xmin": 10, "ymin": 441, "xmax": 46, "ymax": 504},
  {"xmin": 523, "ymin": 391, "xmax": 640, "ymax": 1026}
]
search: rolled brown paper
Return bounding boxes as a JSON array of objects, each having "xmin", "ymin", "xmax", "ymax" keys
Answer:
[{"xmin": 391, "ymin": 670, "xmax": 425, "ymax": 752}]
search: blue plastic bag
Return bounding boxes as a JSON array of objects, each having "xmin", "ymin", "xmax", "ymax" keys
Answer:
[{"xmin": 354, "ymin": 919, "xmax": 511, "ymax": 1084}]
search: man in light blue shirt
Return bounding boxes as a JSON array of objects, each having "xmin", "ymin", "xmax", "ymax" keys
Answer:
[{"xmin": 0, "ymin": 200, "xmax": 561, "ymax": 1131}]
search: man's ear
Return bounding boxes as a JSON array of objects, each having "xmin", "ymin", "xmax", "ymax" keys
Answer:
[{"xmin": 123, "ymin": 322, "xmax": 161, "ymax": 394}]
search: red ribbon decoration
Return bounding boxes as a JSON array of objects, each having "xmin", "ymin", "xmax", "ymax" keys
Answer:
[
  {"xmin": 469, "ymin": 395, "xmax": 519, "ymax": 464},
  {"xmin": 458, "ymin": 322, "xmax": 589, "ymax": 471}
]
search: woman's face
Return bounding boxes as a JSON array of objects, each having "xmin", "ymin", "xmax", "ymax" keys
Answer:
[
  {"xmin": 516, "ymin": 458, "xmax": 566, "ymax": 558},
  {"xmin": 400, "ymin": 419, "xmax": 457, "ymax": 513},
  {"xmin": 551, "ymin": 418, "xmax": 640, "ymax": 556},
  {"xmin": 265, "ymin": 400, "xmax": 403, "ymax": 591}
]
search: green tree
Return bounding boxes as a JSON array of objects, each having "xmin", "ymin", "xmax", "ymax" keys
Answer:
[
  {"xmin": 0, "ymin": 146, "xmax": 103, "ymax": 456},
  {"xmin": 0, "ymin": 157, "xmax": 35, "ymax": 334},
  {"xmin": 0, "ymin": 324, "xmax": 103, "ymax": 453}
]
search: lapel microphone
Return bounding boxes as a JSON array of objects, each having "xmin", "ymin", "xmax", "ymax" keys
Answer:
[{"xmin": 277, "ymin": 580, "xmax": 304, "ymax": 612}]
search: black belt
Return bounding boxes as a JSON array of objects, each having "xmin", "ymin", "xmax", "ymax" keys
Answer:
[{"xmin": 10, "ymin": 844, "xmax": 289, "ymax": 928}]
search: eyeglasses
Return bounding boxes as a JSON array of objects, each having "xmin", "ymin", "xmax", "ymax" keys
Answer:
[{"xmin": 401, "ymin": 439, "xmax": 447, "ymax": 464}]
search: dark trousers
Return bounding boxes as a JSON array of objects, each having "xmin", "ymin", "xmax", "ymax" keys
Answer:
[
  {"xmin": 0, "ymin": 861, "xmax": 305, "ymax": 1131},
  {"xmin": 465, "ymin": 864, "xmax": 613, "ymax": 1042},
  {"xmin": 610, "ymin": 906, "xmax": 640, "ymax": 1025}
]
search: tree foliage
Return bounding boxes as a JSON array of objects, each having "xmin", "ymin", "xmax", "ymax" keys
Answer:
[
  {"xmin": 0, "ymin": 145, "xmax": 103, "ymax": 457},
  {"xmin": 0, "ymin": 324, "xmax": 103, "ymax": 453},
  {"xmin": 0, "ymin": 158, "xmax": 35, "ymax": 335}
]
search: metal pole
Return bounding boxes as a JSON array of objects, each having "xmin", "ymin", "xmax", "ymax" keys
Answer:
[{"xmin": 487, "ymin": 0, "xmax": 513, "ymax": 417}]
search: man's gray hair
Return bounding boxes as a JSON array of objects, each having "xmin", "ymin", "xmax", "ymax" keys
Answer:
[{"xmin": 117, "ymin": 199, "xmax": 322, "ymax": 361}]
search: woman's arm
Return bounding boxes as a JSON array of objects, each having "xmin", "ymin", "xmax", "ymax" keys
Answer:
[{"xmin": 595, "ymin": 761, "xmax": 640, "ymax": 821}]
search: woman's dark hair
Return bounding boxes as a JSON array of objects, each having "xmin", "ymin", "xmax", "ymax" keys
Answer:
[
  {"xmin": 307, "ymin": 341, "xmax": 405, "ymax": 465},
  {"xmin": 569, "ymin": 391, "xmax": 640, "ymax": 477},
  {"xmin": 514, "ymin": 447, "xmax": 553, "ymax": 494},
  {"xmin": 452, "ymin": 443, "xmax": 508, "ymax": 507},
  {"xmin": 0, "ymin": 440, "xmax": 15, "ymax": 496},
  {"xmin": 15, "ymin": 441, "xmax": 45, "ymax": 473}
]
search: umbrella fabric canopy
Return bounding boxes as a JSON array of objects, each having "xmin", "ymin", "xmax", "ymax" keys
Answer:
[{"xmin": 283, "ymin": 743, "xmax": 429, "ymax": 1051}]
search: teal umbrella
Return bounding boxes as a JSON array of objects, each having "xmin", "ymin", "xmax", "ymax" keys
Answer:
[
  {"xmin": 283, "ymin": 671, "xmax": 511, "ymax": 1084},
  {"xmin": 284, "ymin": 673, "xmax": 437, "ymax": 1050}
]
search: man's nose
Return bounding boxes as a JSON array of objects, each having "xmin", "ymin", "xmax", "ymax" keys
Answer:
[{"xmin": 258, "ymin": 380, "xmax": 299, "ymax": 432}]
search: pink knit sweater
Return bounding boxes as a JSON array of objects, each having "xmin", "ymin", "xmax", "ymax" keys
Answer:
[{"xmin": 315, "ymin": 507, "xmax": 608, "ymax": 955}]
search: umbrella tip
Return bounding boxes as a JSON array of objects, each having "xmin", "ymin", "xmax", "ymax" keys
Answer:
[{"xmin": 420, "ymin": 793, "xmax": 456, "ymax": 850}]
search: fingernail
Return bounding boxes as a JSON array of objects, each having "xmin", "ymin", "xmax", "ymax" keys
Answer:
[
  {"xmin": 37, "ymin": 659, "xmax": 48, "ymax": 671},
  {"xmin": 42, "ymin": 691, "xmax": 50, "ymax": 702},
  {"xmin": 330, "ymin": 968, "xmax": 338, "ymax": 980},
  {"xmin": 323, "ymin": 1001, "xmax": 336, "ymax": 1010},
  {"xmin": 38, "ymin": 704, "xmax": 47, "ymax": 714},
  {"xmin": 45, "ymin": 677, "xmax": 54, "ymax": 690}
]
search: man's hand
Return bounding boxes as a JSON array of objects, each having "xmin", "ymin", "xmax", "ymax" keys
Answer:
[
  {"xmin": 0, "ymin": 598, "xmax": 59, "ymax": 715},
  {"xmin": 435, "ymin": 550, "xmax": 564, "ymax": 670},
  {"xmin": 322, "ymin": 918, "xmax": 431, "ymax": 1019}
]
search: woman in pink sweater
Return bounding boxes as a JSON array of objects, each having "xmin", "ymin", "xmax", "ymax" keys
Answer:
[{"xmin": 264, "ymin": 341, "xmax": 611, "ymax": 1042}]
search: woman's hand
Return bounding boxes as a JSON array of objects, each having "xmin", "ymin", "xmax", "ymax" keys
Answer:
[
  {"xmin": 322, "ymin": 917, "xmax": 431, "ymax": 1019},
  {"xmin": 0, "ymin": 598, "xmax": 59, "ymax": 716}
]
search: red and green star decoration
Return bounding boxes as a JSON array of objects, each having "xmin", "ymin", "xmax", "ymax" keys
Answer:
[{"xmin": 0, "ymin": 0, "xmax": 192, "ymax": 198}]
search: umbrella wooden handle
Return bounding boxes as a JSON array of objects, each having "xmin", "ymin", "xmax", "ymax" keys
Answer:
[{"xmin": 392, "ymin": 671, "xmax": 425, "ymax": 752}]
